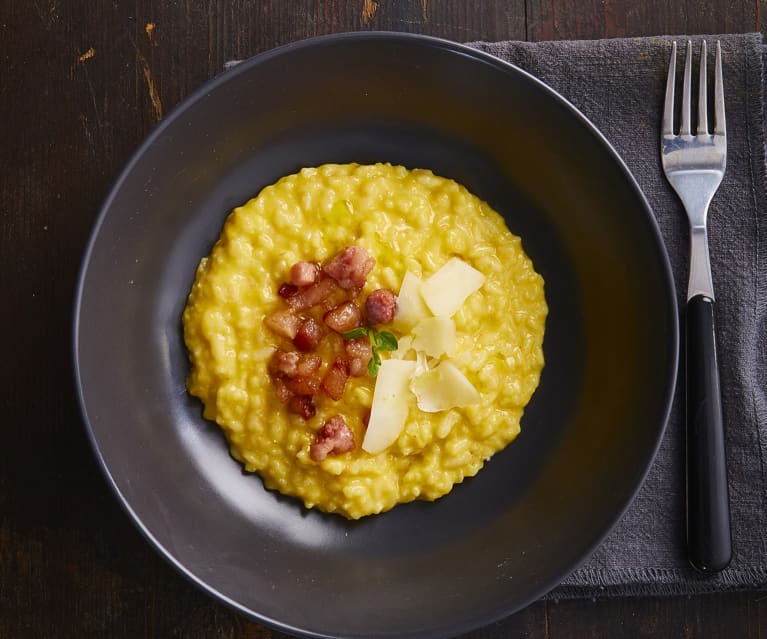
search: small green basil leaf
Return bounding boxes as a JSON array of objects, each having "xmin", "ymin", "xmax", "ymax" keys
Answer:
[
  {"xmin": 342, "ymin": 327, "xmax": 368, "ymax": 340},
  {"xmin": 375, "ymin": 330, "xmax": 398, "ymax": 352},
  {"xmin": 367, "ymin": 350, "xmax": 382, "ymax": 376}
]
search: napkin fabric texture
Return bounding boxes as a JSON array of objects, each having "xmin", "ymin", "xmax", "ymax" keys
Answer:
[{"xmin": 468, "ymin": 34, "xmax": 767, "ymax": 598}]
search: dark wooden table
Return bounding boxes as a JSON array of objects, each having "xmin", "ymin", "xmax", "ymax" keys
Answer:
[{"xmin": 2, "ymin": 1, "xmax": 766, "ymax": 637}]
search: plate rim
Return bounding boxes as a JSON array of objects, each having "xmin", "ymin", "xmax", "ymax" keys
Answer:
[{"xmin": 72, "ymin": 30, "xmax": 679, "ymax": 639}]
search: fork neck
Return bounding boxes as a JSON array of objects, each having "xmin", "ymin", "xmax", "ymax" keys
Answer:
[{"xmin": 688, "ymin": 225, "xmax": 715, "ymax": 301}]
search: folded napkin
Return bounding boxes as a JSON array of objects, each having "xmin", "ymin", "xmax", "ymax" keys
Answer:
[
  {"xmin": 468, "ymin": 33, "xmax": 767, "ymax": 598},
  {"xmin": 226, "ymin": 32, "xmax": 767, "ymax": 599}
]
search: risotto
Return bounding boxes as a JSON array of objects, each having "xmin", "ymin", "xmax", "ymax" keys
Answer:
[{"xmin": 182, "ymin": 163, "xmax": 547, "ymax": 519}]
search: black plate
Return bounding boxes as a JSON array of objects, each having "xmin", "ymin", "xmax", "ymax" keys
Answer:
[{"xmin": 74, "ymin": 33, "xmax": 678, "ymax": 639}]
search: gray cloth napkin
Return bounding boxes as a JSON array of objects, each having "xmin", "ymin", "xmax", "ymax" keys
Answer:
[
  {"xmin": 468, "ymin": 33, "xmax": 767, "ymax": 598},
  {"xmin": 226, "ymin": 32, "xmax": 767, "ymax": 598}
]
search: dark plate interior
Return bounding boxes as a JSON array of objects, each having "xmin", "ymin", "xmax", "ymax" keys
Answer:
[{"xmin": 74, "ymin": 33, "xmax": 678, "ymax": 639}]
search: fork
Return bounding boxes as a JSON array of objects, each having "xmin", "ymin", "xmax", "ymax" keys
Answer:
[{"xmin": 661, "ymin": 40, "xmax": 731, "ymax": 572}]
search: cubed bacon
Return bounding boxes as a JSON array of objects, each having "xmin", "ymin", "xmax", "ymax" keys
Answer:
[
  {"xmin": 323, "ymin": 301, "xmax": 362, "ymax": 334},
  {"xmin": 293, "ymin": 317, "xmax": 324, "ymax": 351},
  {"xmin": 268, "ymin": 350, "xmax": 321, "ymax": 378},
  {"xmin": 320, "ymin": 286, "xmax": 352, "ymax": 313},
  {"xmin": 296, "ymin": 353, "xmax": 322, "ymax": 376},
  {"xmin": 309, "ymin": 415, "xmax": 355, "ymax": 462},
  {"xmin": 320, "ymin": 357, "xmax": 350, "ymax": 401},
  {"xmin": 287, "ymin": 395, "xmax": 316, "ymax": 419},
  {"xmin": 344, "ymin": 337, "xmax": 372, "ymax": 359},
  {"xmin": 365, "ymin": 289, "xmax": 397, "ymax": 325},
  {"xmin": 268, "ymin": 349, "xmax": 300, "ymax": 377},
  {"xmin": 344, "ymin": 337, "xmax": 373, "ymax": 376},
  {"xmin": 264, "ymin": 309, "xmax": 302, "ymax": 339},
  {"xmin": 278, "ymin": 283, "xmax": 299, "ymax": 299},
  {"xmin": 323, "ymin": 246, "xmax": 375, "ymax": 291},
  {"xmin": 285, "ymin": 375, "xmax": 320, "ymax": 396},
  {"xmin": 348, "ymin": 358, "xmax": 369, "ymax": 377},
  {"xmin": 290, "ymin": 261, "xmax": 321, "ymax": 287},
  {"xmin": 287, "ymin": 277, "xmax": 340, "ymax": 311},
  {"xmin": 272, "ymin": 377, "xmax": 293, "ymax": 403}
]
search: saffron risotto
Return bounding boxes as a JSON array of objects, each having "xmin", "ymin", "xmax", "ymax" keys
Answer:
[{"xmin": 182, "ymin": 163, "xmax": 547, "ymax": 519}]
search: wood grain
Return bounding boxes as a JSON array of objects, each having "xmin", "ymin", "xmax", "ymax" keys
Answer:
[
  {"xmin": 527, "ymin": 0, "xmax": 759, "ymax": 41},
  {"xmin": 0, "ymin": 1, "xmax": 765, "ymax": 637},
  {"xmin": 547, "ymin": 592, "xmax": 760, "ymax": 639}
]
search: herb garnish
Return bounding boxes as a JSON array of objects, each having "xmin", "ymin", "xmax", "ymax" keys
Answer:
[{"xmin": 342, "ymin": 327, "xmax": 399, "ymax": 376}]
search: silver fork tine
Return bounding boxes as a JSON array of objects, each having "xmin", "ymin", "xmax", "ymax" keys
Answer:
[
  {"xmin": 680, "ymin": 40, "xmax": 693, "ymax": 135},
  {"xmin": 714, "ymin": 40, "xmax": 726, "ymax": 135},
  {"xmin": 697, "ymin": 41, "xmax": 708, "ymax": 135},
  {"xmin": 662, "ymin": 41, "xmax": 677, "ymax": 136}
]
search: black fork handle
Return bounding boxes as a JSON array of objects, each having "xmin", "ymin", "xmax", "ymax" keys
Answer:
[{"xmin": 685, "ymin": 294, "xmax": 731, "ymax": 572}]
